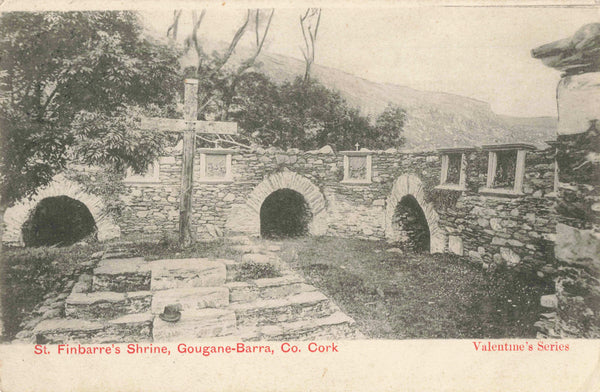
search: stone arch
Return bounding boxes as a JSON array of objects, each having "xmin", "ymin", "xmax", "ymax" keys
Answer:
[
  {"xmin": 385, "ymin": 174, "xmax": 445, "ymax": 253},
  {"xmin": 3, "ymin": 174, "xmax": 120, "ymax": 246},
  {"xmin": 226, "ymin": 171, "xmax": 327, "ymax": 236}
]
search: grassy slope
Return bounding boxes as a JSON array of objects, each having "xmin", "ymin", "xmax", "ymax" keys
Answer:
[
  {"xmin": 2, "ymin": 243, "xmax": 103, "ymax": 340},
  {"xmin": 277, "ymin": 236, "xmax": 552, "ymax": 339}
]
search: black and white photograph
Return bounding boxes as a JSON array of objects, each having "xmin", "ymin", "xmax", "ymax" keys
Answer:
[{"xmin": 0, "ymin": 1, "xmax": 599, "ymax": 391}]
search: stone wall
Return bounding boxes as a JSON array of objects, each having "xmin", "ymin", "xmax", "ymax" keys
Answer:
[
  {"xmin": 531, "ymin": 25, "xmax": 600, "ymax": 338},
  {"xmin": 437, "ymin": 148, "xmax": 557, "ymax": 274},
  {"xmin": 117, "ymin": 144, "xmax": 558, "ymax": 275},
  {"xmin": 536, "ymin": 123, "xmax": 600, "ymax": 338}
]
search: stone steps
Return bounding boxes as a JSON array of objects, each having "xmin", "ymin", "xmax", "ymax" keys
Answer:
[
  {"xmin": 151, "ymin": 258, "xmax": 227, "ymax": 290},
  {"xmin": 240, "ymin": 311, "xmax": 362, "ymax": 341},
  {"xmin": 33, "ymin": 313, "xmax": 154, "ymax": 344},
  {"xmin": 65, "ymin": 291, "xmax": 152, "ymax": 319},
  {"xmin": 152, "ymin": 308, "xmax": 237, "ymax": 342},
  {"xmin": 93, "ymin": 257, "xmax": 151, "ymax": 292},
  {"xmin": 231, "ymin": 291, "xmax": 334, "ymax": 327},
  {"xmin": 151, "ymin": 287, "xmax": 230, "ymax": 314},
  {"xmin": 32, "ymin": 240, "xmax": 364, "ymax": 343},
  {"xmin": 226, "ymin": 275, "xmax": 317, "ymax": 303}
]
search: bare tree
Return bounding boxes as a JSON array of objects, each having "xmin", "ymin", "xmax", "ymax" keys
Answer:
[
  {"xmin": 300, "ymin": 8, "xmax": 321, "ymax": 83},
  {"xmin": 219, "ymin": 9, "xmax": 274, "ymax": 121},
  {"xmin": 166, "ymin": 9, "xmax": 274, "ymax": 121}
]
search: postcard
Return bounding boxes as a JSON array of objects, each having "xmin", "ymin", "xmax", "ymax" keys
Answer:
[{"xmin": 0, "ymin": 1, "xmax": 599, "ymax": 391}]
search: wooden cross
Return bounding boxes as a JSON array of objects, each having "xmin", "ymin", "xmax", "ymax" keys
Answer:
[{"xmin": 141, "ymin": 79, "xmax": 237, "ymax": 245}]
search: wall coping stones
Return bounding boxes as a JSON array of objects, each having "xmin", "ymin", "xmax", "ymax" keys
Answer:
[
  {"xmin": 481, "ymin": 143, "xmax": 538, "ymax": 151},
  {"xmin": 339, "ymin": 150, "xmax": 372, "ymax": 156},
  {"xmin": 197, "ymin": 148, "xmax": 235, "ymax": 154},
  {"xmin": 437, "ymin": 147, "xmax": 478, "ymax": 154}
]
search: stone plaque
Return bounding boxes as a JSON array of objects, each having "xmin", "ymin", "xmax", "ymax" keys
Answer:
[
  {"xmin": 205, "ymin": 154, "xmax": 228, "ymax": 178},
  {"xmin": 348, "ymin": 156, "xmax": 367, "ymax": 180}
]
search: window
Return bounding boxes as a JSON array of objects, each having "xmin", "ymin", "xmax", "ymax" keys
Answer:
[
  {"xmin": 124, "ymin": 161, "xmax": 160, "ymax": 183},
  {"xmin": 436, "ymin": 148, "xmax": 473, "ymax": 190},
  {"xmin": 480, "ymin": 144, "xmax": 535, "ymax": 196},
  {"xmin": 341, "ymin": 151, "xmax": 372, "ymax": 184},
  {"xmin": 199, "ymin": 149, "xmax": 233, "ymax": 183},
  {"xmin": 446, "ymin": 154, "xmax": 462, "ymax": 184}
]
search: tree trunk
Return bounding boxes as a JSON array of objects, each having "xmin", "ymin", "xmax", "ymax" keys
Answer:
[{"xmin": 0, "ymin": 200, "xmax": 8, "ymax": 341}]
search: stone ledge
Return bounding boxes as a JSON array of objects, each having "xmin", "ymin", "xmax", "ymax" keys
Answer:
[
  {"xmin": 242, "ymin": 311, "xmax": 362, "ymax": 340},
  {"xmin": 152, "ymin": 308, "xmax": 237, "ymax": 342},
  {"xmin": 65, "ymin": 291, "xmax": 152, "ymax": 319},
  {"xmin": 33, "ymin": 313, "xmax": 154, "ymax": 344},
  {"xmin": 94, "ymin": 257, "xmax": 150, "ymax": 275},
  {"xmin": 151, "ymin": 287, "xmax": 230, "ymax": 313},
  {"xmin": 151, "ymin": 258, "xmax": 227, "ymax": 290},
  {"xmin": 232, "ymin": 291, "xmax": 333, "ymax": 327}
]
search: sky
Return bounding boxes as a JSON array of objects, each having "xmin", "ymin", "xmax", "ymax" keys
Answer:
[
  {"xmin": 3, "ymin": 1, "xmax": 597, "ymax": 117},
  {"xmin": 142, "ymin": 5, "xmax": 599, "ymax": 118}
]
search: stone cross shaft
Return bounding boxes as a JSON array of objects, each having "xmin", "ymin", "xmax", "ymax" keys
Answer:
[{"xmin": 140, "ymin": 79, "xmax": 237, "ymax": 245}]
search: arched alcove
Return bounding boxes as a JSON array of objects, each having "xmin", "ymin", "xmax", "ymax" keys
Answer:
[
  {"xmin": 21, "ymin": 196, "xmax": 97, "ymax": 247},
  {"xmin": 2, "ymin": 174, "xmax": 120, "ymax": 246},
  {"xmin": 260, "ymin": 189, "xmax": 312, "ymax": 238},
  {"xmin": 226, "ymin": 171, "xmax": 327, "ymax": 236},
  {"xmin": 391, "ymin": 195, "xmax": 431, "ymax": 252},
  {"xmin": 385, "ymin": 174, "xmax": 445, "ymax": 253}
]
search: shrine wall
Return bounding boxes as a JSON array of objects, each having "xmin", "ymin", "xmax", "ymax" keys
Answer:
[{"xmin": 117, "ymin": 144, "xmax": 558, "ymax": 275}]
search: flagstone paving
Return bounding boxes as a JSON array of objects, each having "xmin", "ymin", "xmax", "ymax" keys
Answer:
[{"xmin": 29, "ymin": 237, "xmax": 363, "ymax": 343}]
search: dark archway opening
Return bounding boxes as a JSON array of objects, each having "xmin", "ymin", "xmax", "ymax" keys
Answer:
[
  {"xmin": 260, "ymin": 188, "xmax": 312, "ymax": 239},
  {"xmin": 392, "ymin": 195, "xmax": 430, "ymax": 252},
  {"xmin": 21, "ymin": 196, "xmax": 97, "ymax": 247}
]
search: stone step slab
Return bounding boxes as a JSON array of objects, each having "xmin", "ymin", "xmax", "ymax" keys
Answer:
[
  {"xmin": 93, "ymin": 257, "xmax": 151, "ymax": 292},
  {"xmin": 152, "ymin": 308, "xmax": 237, "ymax": 342},
  {"xmin": 151, "ymin": 287, "xmax": 230, "ymax": 314},
  {"xmin": 226, "ymin": 275, "xmax": 317, "ymax": 303},
  {"xmin": 151, "ymin": 258, "xmax": 227, "ymax": 290},
  {"xmin": 103, "ymin": 251, "xmax": 138, "ymax": 260},
  {"xmin": 240, "ymin": 312, "xmax": 363, "ymax": 341},
  {"xmin": 33, "ymin": 313, "xmax": 153, "ymax": 344},
  {"xmin": 231, "ymin": 291, "xmax": 334, "ymax": 327},
  {"xmin": 65, "ymin": 291, "xmax": 151, "ymax": 319}
]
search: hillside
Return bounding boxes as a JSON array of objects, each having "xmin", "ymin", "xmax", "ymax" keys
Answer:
[
  {"xmin": 157, "ymin": 30, "xmax": 558, "ymax": 151},
  {"xmin": 250, "ymin": 50, "xmax": 557, "ymax": 150}
]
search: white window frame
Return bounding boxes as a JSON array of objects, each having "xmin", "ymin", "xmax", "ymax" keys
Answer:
[
  {"xmin": 123, "ymin": 161, "xmax": 160, "ymax": 184},
  {"xmin": 436, "ymin": 148, "xmax": 472, "ymax": 191},
  {"xmin": 479, "ymin": 144, "xmax": 535, "ymax": 196},
  {"xmin": 341, "ymin": 151, "xmax": 372, "ymax": 184},
  {"xmin": 198, "ymin": 148, "xmax": 233, "ymax": 183}
]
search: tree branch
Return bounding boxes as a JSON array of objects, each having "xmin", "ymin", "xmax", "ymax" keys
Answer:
[
  {"xmin": 209, "ymin": 9, "xmax": 250, "ymax": 77},
  {"xmin": 300, "ymin": 8, "xmax": 321, "ymax": 82},
  {"xmin": 237, "ymin": 9, "xmax": 274, "ymax": 75},
  {"xmin": 167, "ymin": 10, "xmax": 182, "ymax": 40},
  {"xmin": 191, "ymin": 10, "xmax": 207, "ymax": 60}
]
